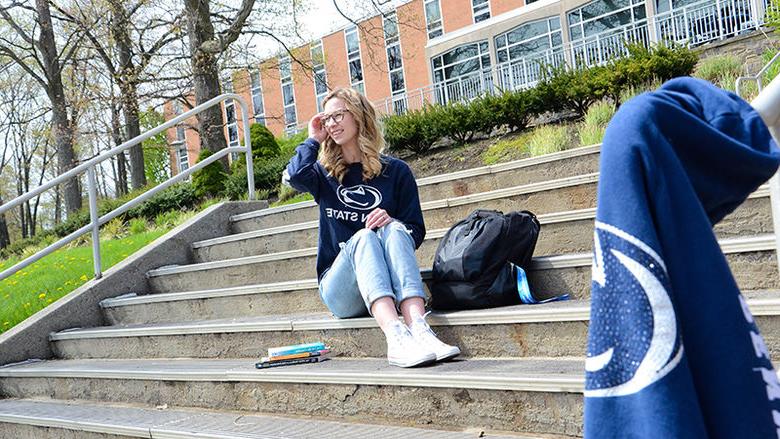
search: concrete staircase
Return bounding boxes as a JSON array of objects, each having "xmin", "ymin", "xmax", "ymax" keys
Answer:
[{"xmin": 1, "ymin": 144, "xmax": 778, "ymax": 438}]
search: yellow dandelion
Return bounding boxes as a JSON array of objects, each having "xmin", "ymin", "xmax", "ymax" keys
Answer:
[
  {"xmin": 2, "ymin": 322, "xmax": 8, "ymax": 326},
  {"xmin": 47, "ymin": 299, "xmax": 52, "ymax": 304},
  {"xmin": 38, "ymin": 293, "xmax": 46, "ymax": 299},
  {"xmin": 79, "ymin": 274, "xmax": 88, "ymax": 281}
]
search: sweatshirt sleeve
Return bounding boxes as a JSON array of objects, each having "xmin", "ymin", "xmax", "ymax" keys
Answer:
[
  {"xmin": 284, "ymin": 138, "xmax": 322, "ymax": 199},
  {"xmin": 393, "ymin": 163, "xmax": 426, "ymax": 249}
]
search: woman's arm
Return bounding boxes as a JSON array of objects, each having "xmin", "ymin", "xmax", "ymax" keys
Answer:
[
  {"xmin": 392, "ymin": 163, "xmax": 426, "ymax": 248},
  {"xmin": 284, "ymin": 114, "xmax": 328, "ymax": 198}
]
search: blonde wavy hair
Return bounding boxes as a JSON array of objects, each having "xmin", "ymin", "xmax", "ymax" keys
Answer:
[{"xmin": 319, "ymin": 88, "xmax": 385, "ymax": 183}]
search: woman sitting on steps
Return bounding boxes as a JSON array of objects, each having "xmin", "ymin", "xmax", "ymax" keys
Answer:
[{"xmin": 284, "ymin": 87, "xmax": 460, "ymax": 368}]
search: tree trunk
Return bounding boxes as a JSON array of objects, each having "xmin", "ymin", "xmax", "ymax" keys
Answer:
[
  {"xmin": 0, "ymin": 196, "xmax": 10, "ymax": 250},
  {"xmin": 36, "ymin": 0, "xmax": 81, "ymax": 214},
  {"xmin": 109, "ymin": 0, "xmax": 146, "ymax": 189},
  {"xmin": 111, "ymin": 102, "xmax": 128, "ymax": 196},
  {"xmin": 183, "ymin": 0, "xmax": 228, "ymax": 170},
  {"xmin": 54, "ymin": 185, "xmax": 61, "ymax": 225}
]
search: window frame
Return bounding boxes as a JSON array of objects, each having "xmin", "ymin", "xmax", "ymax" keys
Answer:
[
  {"xmin": 279, "ymin": 54, "xmax": 298, "ymax": 131},
  {"xmin": 424, "ymin": 0, "xmax": 444, "ymax": 40},
  {"xmin": 311, "ymin": 40, "xmax": 329, "ymax": 112},
  {"xmin": 222, "ymin": 76, "xmax": 240, "ymax": 150},
  {"xmin": 344, "ymin": 25, "xmax": 365, "ymax": 93},
  {"xmin": 472, "ymin": 0, "xmax": 491, "ymax": 23},
  {"xmin": 249, "ymin": 69, "xmax": 265, "ymax": 125}
]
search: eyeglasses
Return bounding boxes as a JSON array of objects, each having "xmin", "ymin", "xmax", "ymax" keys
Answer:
[{"xmin": 321, "ymin": 109, "xmax": 349, "ymax": 126}]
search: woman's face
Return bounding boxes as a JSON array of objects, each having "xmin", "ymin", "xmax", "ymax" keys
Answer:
[{"xmin": 322, "ymin": 97, "xmax": 358, "ymax": 147}]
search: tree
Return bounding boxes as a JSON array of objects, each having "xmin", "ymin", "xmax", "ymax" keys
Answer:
[
  {"xmin": 141, "ymin": 108, "xmax": 171, "ymax": 185},
  {"xmin": 0, "ymin": 0, "xmax": 84, "ymax": 215},
  {"xmin": 182, "ymin": 0, "xmax": 255, "ymax": 170},
  {"xmin": 60, "ymin": 0, "xmax": 181, "ymax": 191}
]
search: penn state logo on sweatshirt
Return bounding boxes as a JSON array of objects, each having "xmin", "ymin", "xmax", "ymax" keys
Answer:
[
  {"xmin": 336, "ymin": 185, "xmax": 382, "ymax": 210},
  {"xmin": 585, "ymin": 221, "xmax": 683, "ymax": 397}
]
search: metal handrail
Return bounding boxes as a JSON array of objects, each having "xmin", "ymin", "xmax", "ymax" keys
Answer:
[
  {"xmin": 737, "ymin": 51, "xmax": 780, "ymax": 95},
  {"xmin": 0, "ymin": 93, "xmax": 255, "ymax": 282},
  {"xmin": 747, "ymin": 62, "xmax": 780, "ymax": 275}
]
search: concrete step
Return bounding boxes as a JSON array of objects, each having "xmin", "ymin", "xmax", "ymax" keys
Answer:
[
  {"xmin": 194, "ymin": 192, "xmax": 771, "ymax": 263},
  {"xmin": 230, "ymin": 145, "xmax": 601, "ymax": 234},
  {"xmin": 0, "ymin": 357, "xmax": 585, "ymax": 437},
  {"xmin": 54, "ymin": 292, "xmax": 780, "ymax": 361},
  {"xmin": 147, "ymin": 234, "xmax": 779, "ymax": 298},
  {"xmin": 0, "ymin": 399, "xmax": 552, "ymax": 439},
  {"xmin": 230, "ymin": 172, "xmax": 600, "ymax": 234},
  {"xmin": 414, "ymin": 144, "xmax": 600, "ymax": 203}
]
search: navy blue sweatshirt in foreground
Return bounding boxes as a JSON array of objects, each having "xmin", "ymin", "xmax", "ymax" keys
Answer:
[{"xmin": 285, "ymin": 138, "xmax": 426, "ymax": 280}]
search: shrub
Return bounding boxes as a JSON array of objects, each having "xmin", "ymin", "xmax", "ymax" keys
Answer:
[
  {"xmin": 154, "ymin": 210, "xmax": 180, "ymax": 228},
  {"xmin": 101, "ymin": 218, "xmax": 126, "ymax": 240},
  {"xmin": 384, "ymin": 107, "xmax": 442, "ymax": 153},
  {"xmin": 693, "ymin": 55, "xmax": 743, "ymax": 90},
  {"xmin": 541, "ymin": 65, "xmax": 610, "ymax": 117},
  {"xmin": 127, "ymin": 182, "xmax": 199, "ymax": 220},
  {"xmin": 249, "ymin": 123, "xmax": 280, "ymax": 159},
  {"xmin": 438, "ymin": 102, "xmax": 489, "ymax": 143},
  {"xmin": 578, "ymin": 101, "xmax": 616, "ymax": 146},
  {"xmin": 483, "ymin": 89, "xmax": 541, "ymax": 132},
  {"xmin": 527, "ymin": 125, "xmax": 570, "ymax": 156},
  {"xmin": 128, "ymin": 218, "xmax": 148, "ymax": 234},
  {"xmin": 223, "ymin": 155, "xmax": 289, "ymax": 200},
  {"xmin": 277, "ymin": 129, "xmax": 309, "ymax": 157},
  {"xmin": 192, "ymin": 149, "xmax": 227, "ymax": 198}
]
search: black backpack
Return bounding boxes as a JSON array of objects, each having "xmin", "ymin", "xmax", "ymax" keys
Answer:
[{"xmin": 429, "ymin": 209, "xmax": 540, "ymax": 310}]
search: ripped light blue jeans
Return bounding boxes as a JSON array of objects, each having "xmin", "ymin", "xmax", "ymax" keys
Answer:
[{"xmin": 319, "ymin": 221, "xmax": 427, "ymax": 318}]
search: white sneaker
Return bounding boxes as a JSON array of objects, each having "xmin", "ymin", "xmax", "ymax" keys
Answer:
[
  {"xmin": 410, "ymin": 313, "xmax": 461, "ymax": 362},
  {"xmin": 384, "ymin": 320, "xmax": 437, "ymax": 368}
]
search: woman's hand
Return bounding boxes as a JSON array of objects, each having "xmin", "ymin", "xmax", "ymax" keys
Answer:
[
  {"xmin": 309, "ymin": 113, "xmax": 328, "ymax": 144},
  {"xmin": 365, "ymin": 208, "xmax": 393, "ymax": 230}
]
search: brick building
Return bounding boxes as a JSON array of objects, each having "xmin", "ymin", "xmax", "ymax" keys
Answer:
[{"xmin": 167, "ymin": 0, "xmax": 773, "ymax": 174}]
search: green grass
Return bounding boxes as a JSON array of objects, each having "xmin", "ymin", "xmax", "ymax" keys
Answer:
[
  {"xmin": 527, "ymin": 124, "xmax": 571, "ymax": 156},
  {"xmin": 270, "ymin": 192, "xmax": 313, "ymax": 207},
  {"xmin": 0, "ymin": 229, "xmax": 167, "ymax": 334},
  {"xmin": 578, "ymin": 101, "xmax": 616, "ymax": 146},
  {"xmin": 482, "ymin": 132, "xmax": 532, "ymax": 165},
  {"xmin": 0, "ymin": 201, "xmax": 220, "ymax": 334}
]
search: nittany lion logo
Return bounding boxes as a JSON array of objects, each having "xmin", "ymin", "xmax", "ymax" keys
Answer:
[
  {"xmin": 585, "ymin": 221, "xmax": 683, "ymax": 397},
  {"xmin": 336, "ymin": 185, "xmax": 382, "ymax": 210}
]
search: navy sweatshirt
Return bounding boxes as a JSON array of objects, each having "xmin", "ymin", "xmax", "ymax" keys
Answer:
[
  {"xmin": 285, "ymin": 138, "xmax": 426, "ymax": 280},
  {"xmin": 584, "ymin": 77, "xmax": 780, "ymax": 437}
]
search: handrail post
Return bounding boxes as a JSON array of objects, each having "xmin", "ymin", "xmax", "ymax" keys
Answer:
[
  {"xmin": 86, "ymin": 166, "xmax": 102, "ymax": 279},
  {"xmin": 235, "ymin": 96, "xmax": 255, "ymax": 200}
]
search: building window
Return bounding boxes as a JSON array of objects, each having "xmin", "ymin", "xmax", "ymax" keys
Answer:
[
  {"xmin": 222, "ymin": 77, "xmax": 240, "ymax": 158},
  {"xmin": 344, "ymin": 25, "xmax": 365, "ymax": 94},
  {"xmin": 175, "ymin": 126, "xmax": 189, "ymax": 172},
  {"xmin": 494, "ymin": 16, "xmax": 565, "ymax": 89},
  {"xmin": 311, "ymin": 41, "xmax": 328, "ymax": 112},
  {"xmin": 424, "ymin": 0, "xmax": 443, "ymax": 39},
  {"xmin": 384, "ymin": 11, "xmax": 407, "ymax": 115},
  {"xmin": 472, "ymin": 0, "xmax": 491, "ymax": 23},
  {"xmin": 567, "ymin": 0, "xmax": 647, "ymax": 66},
  {"xmin": 431, "ymin": 41, "xmax": 492, "ymax": 104},
  {"xmin": 250, "ymin": 69, "xmax": 265, "ymax": 125},
  {"xmin": 568, "ymin": 0, "xmax": 646, "ymax": 42},
  {"xmin": 279, "ymin": 55, "xmax": 298, "ymax": 131},
  {"xmin": 172, "ymin": 100, "xmax": 183, "ymax": 115}
]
